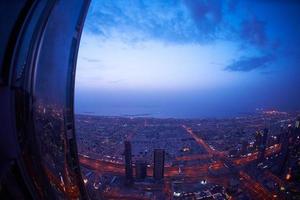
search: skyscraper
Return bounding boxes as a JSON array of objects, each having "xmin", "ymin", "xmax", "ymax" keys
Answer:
[
  {"xmin": 153, "ymin": 149, "xmax": 165, "ymax": 180},
  {"xmin": 278, "ymin": 125, "xmax": 293, "ymax": 176},
  {"xmin": 135, "ymin": 160, "xmax": 147, "ymax": 180},
  {"xmin": 295, "ymin": 116, "xmax": 300, "ymax": 129},
  {"xmin": 257, "ymin": 128, "xmax": 268, "ymax": 163},
  {"xmin": 254, "ymin": 131, "xmax": 262, "ymax": 150},
  {"xmin": 124, "ymin": 141, "xmax": 133, "ymax": 184}
]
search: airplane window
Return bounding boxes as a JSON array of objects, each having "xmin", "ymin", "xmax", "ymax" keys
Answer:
[
  {"xmin": 0, "ymin": 1, "xmax": 300, "ymax": 200},
  {"xmin": 1, "ymin": 1, "xmax": 89, "ymax": 199}
]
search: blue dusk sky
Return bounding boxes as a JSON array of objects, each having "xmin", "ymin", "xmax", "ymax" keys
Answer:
[{"xmin": 75, "ymin": 0, "xmax": 300, "ymax": 118}]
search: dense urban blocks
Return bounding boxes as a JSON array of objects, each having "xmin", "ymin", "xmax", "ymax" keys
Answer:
[{"xmin": 76, "ymin": 111, "xmax": 300, "ymax": 199}]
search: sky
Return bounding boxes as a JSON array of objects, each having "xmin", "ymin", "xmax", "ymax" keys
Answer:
[{"xmin": 75, "ymin": 0, "xmax": 300, "ymax": 118}]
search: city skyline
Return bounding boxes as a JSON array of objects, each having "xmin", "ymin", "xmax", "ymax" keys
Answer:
[
  {"xmin": 76, "ymin": 111, "xmax": 300, "ymax": 199},
  {"xmin": 75, "ymin": 0, "xmax": 300, "ymax": 117}
]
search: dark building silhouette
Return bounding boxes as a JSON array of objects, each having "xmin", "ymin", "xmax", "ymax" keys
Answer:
[
  {"xmin": 135, "ymin": 160, "xmax": 147, "ymax": 180},
  {"xmin": 254, "ymin": 130, "xmax": 263, "ymax": 150},
  {"xmin": 257, "ymin": 128, "xmax": 268, "ymax": 162},
  {"xmin": 124, "ymin": 141, "xmax": 133, "ymax": 184},
  {"xmin": 240, "ymin": 139, "xmax": 248, "ymax": 155},
  {"xmin": 278, "ymin": 126, "xmax": 291, "ymax": 176},
  {"xmin": 0, "ymin": 1, "xmax": 90, "ymax": 199},
  {"xmin": 153, "ymin": 149, "xmax": 165, "ymax": 180}
]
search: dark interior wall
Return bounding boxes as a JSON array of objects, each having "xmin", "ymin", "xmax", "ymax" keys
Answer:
[
  {"xmin": 0, "ymin": 1, "xmax": 90, "ymax": 199},
  {"xmin": 0, "ymin": 1, "xmax": 29, "ymax": 84}
]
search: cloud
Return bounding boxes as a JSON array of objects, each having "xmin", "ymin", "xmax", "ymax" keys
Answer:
[
  {"xmin": 84, "ymin": 0, "xmax": 276, "ymax": 48},
  {"xmin": 227, "ymin": 0, "xmax": 239, "ymax": 12},
  {"xmin": 84, "ymin": 0, "xmax": 238, "ymax": 44},
  {"xmin": 259, "ymin": 0, "xmax": 300, "ymax": 4},
  {"xmin": 108, "ymin": 79, "xmax": 126, "ymax": 84},
  {"xmin": 225, "ymin": 55, "xmax": 275, "ymax": 72},
  {"xmin": 183, "ymin": 0, "xmax": 223, "ymax": 37},
  {"xmin": 260, "ymin": 70, "xmax": 275, "ymax": 75},
  {"xmin": 240, "ymin": 18, "xmax": 268, "ymax": 47},
  {"xmin": 81, "ymin": 57, "xmax": 101, "ymax": 63}
]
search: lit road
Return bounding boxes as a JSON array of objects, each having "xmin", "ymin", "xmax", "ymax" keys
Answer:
[
  {"xmin": 233, "ymin": 144, "xmax": 281, "ymax": 165},
  {"xmin": 176, "ymin": 154, "xmax": 212, "ymax": 161},
  {"xmin": 79, "ymin": 155, "xmax": 211, "ymax": 178},
  {"xmin": 103, "ymin": 191, "xmax": 151, "ymax": 200},
  {"xmin": 182, "ymin": 125, "xmax": 227, "ymax": 157},
  {"xmin": 79, "ymin": 156, "xmax": 124, "ymax": 175},
  {"xmin": 239, "ymin": 171, "xmax": 275, "ymax": 200}
]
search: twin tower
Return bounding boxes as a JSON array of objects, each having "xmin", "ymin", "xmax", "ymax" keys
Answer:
[{"xmin": 124, "ymin": 141, "xmax": 165, "ymax": 185}]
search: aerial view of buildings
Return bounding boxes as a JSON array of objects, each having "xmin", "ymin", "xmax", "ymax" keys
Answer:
[
  {"xmin": 72, "ymin": 1, "xmax": 300, "ymax": 198},
  {"xmin": 76, "ymin": 111, "xmax": 300, "ymax": 199}
]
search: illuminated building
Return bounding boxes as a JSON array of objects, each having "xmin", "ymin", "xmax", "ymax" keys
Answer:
[{"xmin": 153, "ymin": 149, "xmax": 165, "ymax": 180}]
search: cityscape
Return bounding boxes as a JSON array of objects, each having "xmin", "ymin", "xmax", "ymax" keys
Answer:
[
  {"xmin": 74, "ymin": 1, "xmax": 300, "ymax": 199},
  {"xmin": 2, "ymin": 1, "xmax": 300, "ymax": 200},
  {"xmin": 76, "ymin": 110, "xmax": 300, "ymax": 199}
]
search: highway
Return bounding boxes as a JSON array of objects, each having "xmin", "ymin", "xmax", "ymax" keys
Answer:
[
  {"xmin": 182, "ymin": 125, "xmax": 227, "ymax": 157},
  {"xmin": 239, "ymin": 171, "xmax": 275, "ymax": 200},
  {"xmin": 79, "ymin": 155, "xmax": 210, "ymax": 178}
]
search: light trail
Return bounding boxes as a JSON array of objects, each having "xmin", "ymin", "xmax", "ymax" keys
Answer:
[
  {"xmin": 233, "ymin": 144, "xmax": 281, "ymax": 165},
  {"xmin": 239, "ymin": 171, "xmax": 275, "ymax": 200},
  {"xmin": 182, "ymin": 125, "xmax": 227, "ymax": 157},
  {"xmin": 175, "ymin": 154, "xmax": 212, "ymax": 161}
]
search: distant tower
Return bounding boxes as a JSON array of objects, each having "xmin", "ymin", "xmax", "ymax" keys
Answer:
[
  {"xmin": 241, "ymin": 140, "xmax": 248, "ymax": 155},
  {"xmin": 254, "ymin": 131, "xmax": 262, "ymax": 150},
  {"xmin": 295, "ymin": 116, "xmax": 300, "ymax": 129},
  {"xmin": 124, "ymin": 141, "xmax": 133, "ymax": 184},
  {"xmin": 135, "ymin": 160, "xmax": 147, "ymax": 180},
  {"xmin": 263, "ymin": 128, "xmax": 268, "ymax": 143},
  {"xmin": 258, "ymin": 128, "xmax": 268, "ymax": 163},
  {"xmin": 153, "ymin": 149, "xmax": 165, "ymax": 180}
]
